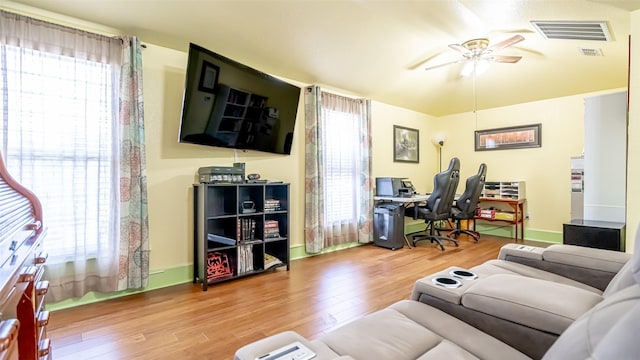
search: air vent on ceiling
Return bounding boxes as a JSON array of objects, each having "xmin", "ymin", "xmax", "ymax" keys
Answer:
[
  {"xmin": 530, "ymin": 21, "xmax": 611, "ymax": 41},
  {"xmin": 578, "ymin": 47, "xmax": 603, "ymax": 56}
]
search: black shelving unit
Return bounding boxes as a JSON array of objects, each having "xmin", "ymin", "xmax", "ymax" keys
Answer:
[{"xmin": 193, "ymin": 183, "xmax": 290, "ymax": 291}]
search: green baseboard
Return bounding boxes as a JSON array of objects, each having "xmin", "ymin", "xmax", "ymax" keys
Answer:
[
  {"xmin": 48, "ymin": 265, "xmax": 193, "ymax": 312},
  {"xmin": 475, "ymin": 224, "xmax": 562, "ymax": 243},
  {"xmin": 290, "ymin": 241, "xmax": 363, "ymax": 260},
  {"xmin": 49, "ymin": 226, "xmax": 560, "ymax": 312}
]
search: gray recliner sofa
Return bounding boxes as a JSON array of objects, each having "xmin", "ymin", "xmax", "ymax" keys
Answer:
[
  {"xmin": 410, "ymin": 243, "xmax": 633, "ymax": 358},
  {"xmin": 235, "ymin": 233, "xmax": 640, "ymax": 360}
]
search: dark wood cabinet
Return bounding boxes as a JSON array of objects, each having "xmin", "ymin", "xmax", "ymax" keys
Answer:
[
  {"xmin": 0, "ymin": 154, "xmax": 51, "ymax": 359},
  {"xmin": 563, "ymin": 219, "xmax": 625, "ymax": 251}
]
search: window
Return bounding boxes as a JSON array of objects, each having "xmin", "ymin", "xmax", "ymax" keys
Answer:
[
  {"xmin": 322, "ymin": 107, "xmax": 360, "ymax": 223},
  {"xmin": 306, "ymin": 90, "xmax": 371, "ymax": 249},
  {"xmin": 0, "ymin": 43, "xmax": 118, "ymax": 261}
]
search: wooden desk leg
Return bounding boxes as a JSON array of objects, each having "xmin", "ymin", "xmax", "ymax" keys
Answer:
[{"xmin": 518, "ymin": 202, "xmax": 524, "ymax": 242}]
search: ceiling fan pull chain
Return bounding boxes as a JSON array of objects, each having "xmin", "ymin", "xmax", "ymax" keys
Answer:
[{"xmin": 473, "ymin": 69, "xmax": 478, "ymax": 130}]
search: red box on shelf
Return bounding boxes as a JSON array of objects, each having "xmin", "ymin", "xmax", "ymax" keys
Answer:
[
  {"xmin": 207, "ymin": 252, "xmax": 233, "ymax": 281},
  {"xmin": 476, "ymin": 208, "xmax": 496, "ymax": 219}
]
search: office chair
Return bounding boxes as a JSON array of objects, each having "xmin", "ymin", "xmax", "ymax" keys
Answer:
[
  {"xmin": 448, "ymin": 163, "xmax": 487, "ymax": 242},
  {"xmin": 412, "ymin": 157, "xmax": 460, "ymax": 251}
]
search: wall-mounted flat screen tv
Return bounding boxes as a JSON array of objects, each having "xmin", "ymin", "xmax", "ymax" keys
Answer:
[{"xmin": 178, "ymin": 43, "xmax": 301, "ymax": 155}]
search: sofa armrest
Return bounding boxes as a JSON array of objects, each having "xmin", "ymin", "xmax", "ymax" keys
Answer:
[
  {"xmin": 234, "ymin": 331, "xmax": 343, "ymax": 360},
  {"xmin": 498, "ymin": 244, "xmax": 631, "ymax": 291},
  {"xmin": 461, "ymin": 274, "xmax": 602, "ymax": 335}
]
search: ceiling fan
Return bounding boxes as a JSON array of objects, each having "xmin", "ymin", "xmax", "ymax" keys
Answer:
[{"xmin": 424, "ymin": 34, "xmax": 525, "ymax": 74}]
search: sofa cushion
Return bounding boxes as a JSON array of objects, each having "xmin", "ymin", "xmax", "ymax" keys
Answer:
[
  {"xmin": 542, "ymin": 284, "xmax": 640, "ymax": 359},
  {"xmin": 591, "ymin": 301, "xmax": 640, "ymax": 359},
  {"xmin": 320, "ymin": 300, "xmax": 531, "ymax": 360},
  {"xmin": 233, "ymin": 331, "xmax": 341, "ymax": 360},
  {"xmin": 542, "ymin": 244, "xmax": 630, "ymax": 273},
  {"xmin": 472, "ymin": 259, "xmax": 603, "ymax": 294},
  {"xmin": 603, "ymin": 259, "xmax": 636, "ymax": 297},
  {"xmin": 320, "ymin": 304, "xmax": 441, "ymax": 359},
  {"xmin": 461, "ymin": 274, "xmax": 602, "ymax": 335}
]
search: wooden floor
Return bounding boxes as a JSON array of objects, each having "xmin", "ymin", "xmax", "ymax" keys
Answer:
[{"xmin": 48, "ymin": 235, "xmax": 549, "ymax": 360}]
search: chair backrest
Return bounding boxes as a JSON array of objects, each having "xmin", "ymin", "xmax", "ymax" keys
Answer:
[
  {"xmin": 454, "ymin": 163, "xmax": 487, "ymax": 217},
  {"xmin": 425, "ymin": 157, "xmax": 460, "ymax": 219}
]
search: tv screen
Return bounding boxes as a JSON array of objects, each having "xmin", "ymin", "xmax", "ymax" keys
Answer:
[{"xmin": 178, "ymin": 43, "xmax": 301, "ymax": 155}]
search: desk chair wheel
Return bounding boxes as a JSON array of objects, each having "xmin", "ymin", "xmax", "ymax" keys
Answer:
[{"xmin": 448, "ymin": 229, "xmax": 480, "ymax": 243}]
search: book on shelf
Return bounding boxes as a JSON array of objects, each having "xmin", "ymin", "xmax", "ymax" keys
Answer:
[
  {"xmin": 264, "ymin": 198, "xmax": 281, "ymax": 212},
  {"xmin": 237, "ymin": 244, "xmax": 254, "ymax": 275},
  {"xmin": 264, "ymin": 252, "xmax": 284, "ymax": 270},
  {"xmin": 207, "ymin": 233, "xmax": 236, "ymax": 246},
  {"xmin": 264, "ymin": 219, "xmax": 281, "ymax": 238},
  {"xmin": 237, "ymin": 218, "xmax": 258, "ymax": 243}
]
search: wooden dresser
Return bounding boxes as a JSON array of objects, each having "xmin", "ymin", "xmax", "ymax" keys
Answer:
[{"xmin": 0, "ymin": 153, "xmax": 50, "ymax": 360}]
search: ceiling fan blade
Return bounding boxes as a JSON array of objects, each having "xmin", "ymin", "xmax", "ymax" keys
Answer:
[
  {"xmin": 490, "ymin": 55, "xmax": 522, "ymax": 63},
  {"xmin": 448, "ymin": 43, "xmax": 469, "ymax": 54},
  {"xmin": 512, "ymin": 45, "xmax": 544, "ymax": 57},
  {"xmin": 406, "ymin": 50, "xmax": 446, "ymax": 70},
  {"xmin": 424, "ymin": 59, "xmax": 467, "ymax": 71},
  {"xmin": 488, "ymin": 35, "xmax": 525, "ymax": 51}
]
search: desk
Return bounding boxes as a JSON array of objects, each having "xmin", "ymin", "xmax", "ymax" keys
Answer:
[
  {"xmin": 475, "ymin": 197, "xmax": 526, "ymax": 241},
  {"xmin": 374, "ymin": 194, "xmax": 430, "ymax": 249}
]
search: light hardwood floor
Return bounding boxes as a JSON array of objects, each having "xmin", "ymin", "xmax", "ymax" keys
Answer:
[{"xmin": 48, "ymin": 235, "xmax": 548, "ymax": 360}]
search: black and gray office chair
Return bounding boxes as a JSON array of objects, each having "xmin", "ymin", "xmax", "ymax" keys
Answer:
[
  {"xmin": 412, "ymin": 157, "xmax": 460, "ymax": 251},
  {"xmin": 448, "ymin": 163, "xmax": 487, "ymax": 242}
]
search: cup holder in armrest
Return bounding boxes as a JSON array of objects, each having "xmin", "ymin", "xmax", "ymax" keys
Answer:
[
  {"xmin": 432, "ymin": 277, "xmax": 462, "ymax": 288},
  {"xmin": 449, "ymin": 269, "xmax": 478, "ymax": 280}
]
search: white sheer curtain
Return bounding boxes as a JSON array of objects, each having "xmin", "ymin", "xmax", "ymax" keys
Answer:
[
  {"xmin": 304, "ymin": 86, "xmax": 373, "ymax": 252},
  {"xmin": 0, "ymin": 10, "xmax": 122, "ymax": 301},
  {"xmin": 322, "ymin": 93, "xmax": 362, "ymax": 246}
]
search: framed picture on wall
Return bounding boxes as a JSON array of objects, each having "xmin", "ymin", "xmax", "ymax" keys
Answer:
[
  {"xmin": 198, "ymin": 60, "xmax": 220, "ymax": 93},
  {"xmin": 393, "ymin": 125, "xmax": 419, "ymax": 163},
  {"xmin": 475, "ymin": 124, "xmax": 542, "ymax": 151}
]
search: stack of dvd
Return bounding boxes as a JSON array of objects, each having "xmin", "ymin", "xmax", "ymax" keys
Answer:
[
  {"xmin": 264, "ymin": 199, "xmax": 281, "ymax": 212},
  {"xmin": 264, "ymin": 220, "xmax": 281, "ymax": 239}
]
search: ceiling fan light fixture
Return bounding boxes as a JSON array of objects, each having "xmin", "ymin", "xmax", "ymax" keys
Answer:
[{"xmin": 461, "ymin": 59, "xmax": 490, "ymax": 77}]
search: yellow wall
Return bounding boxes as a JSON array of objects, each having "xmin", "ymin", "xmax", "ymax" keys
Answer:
[
  {"xmin": 371, "ymin": 102, "xmax": 436, "ymax": 193},
  {"xmin": 434, "ymin": 90, "xmax": 624, "ymax": 237},
  {"xmin": 142, "ymin": 44, "xmax": 439, "ymax": 270}
]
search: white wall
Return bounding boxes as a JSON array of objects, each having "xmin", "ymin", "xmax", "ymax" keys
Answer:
[
  {"xmin": 583, "ymin": 91, "xmax": 627, "ymax": 223},
  {"xmin": 627, "ymin": 10, "xmax": 640, "ymax": 252}
]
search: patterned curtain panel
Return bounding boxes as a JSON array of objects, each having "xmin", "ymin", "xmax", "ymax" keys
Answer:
[
  {"xmin": 117, "ymin": 36, "xmax": 149, "ymax": 290},
  {"xmin": 304, "ymin": 86, "xmax": 325, "ymax": 253},
  {"xmin": 358, "ymin": 99, "xmax": 373, "ymax": 244},
  {"xmin": 0, "ymin": 10, "xmax": 149, "ymax": 300},
  {"xmin": 304, "ymin": 86, "xmax": 372, "ymax": 254}
]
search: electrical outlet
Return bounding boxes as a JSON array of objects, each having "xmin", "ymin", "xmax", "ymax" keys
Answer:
[{"xmin": 525, "ymin": 213, "xmax": 531, "ymax": 220}]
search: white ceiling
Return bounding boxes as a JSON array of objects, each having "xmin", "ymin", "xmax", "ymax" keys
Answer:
[{"xmin": 5, "ymin": 0, "xmax": 640, "ymax": 116}]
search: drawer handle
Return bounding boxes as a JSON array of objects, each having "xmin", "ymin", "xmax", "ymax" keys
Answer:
[
  {"xmin": 0, "ymin": 319, "xmax": 20, "ymax": 351},
  {"xmin": 18, "ymin": 266, "xmax": 37, "ymax": 282},
  {"xmin": 35, "ymin": 251, "xmax": 48, "ymax": 264},
  {"xmin": 27, "ymin": 221, "xmax": 41, "ymax": 231},
  {"xmin": 37, "ymin": 311, "xmax": 50, "ymax": 327},
  {"xmin": 36, "ymin": 280, "xmax": 49, "ymax": 296},
  {"xmin": 38, "ymin": 338, "xmax": 50, "ymax": 357}
]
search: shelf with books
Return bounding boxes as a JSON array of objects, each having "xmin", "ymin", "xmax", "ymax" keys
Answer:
[{"xmin": 193, "ymin": 182, "xmax": 290, "ymax": 290}]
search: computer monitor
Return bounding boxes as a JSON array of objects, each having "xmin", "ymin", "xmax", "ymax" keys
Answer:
[{"xmin": 375, "ymin": 177, "xmax": 404, "ymax": 197}]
